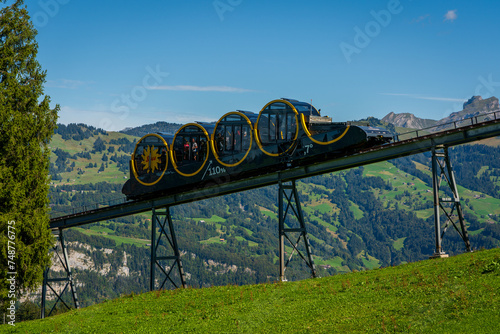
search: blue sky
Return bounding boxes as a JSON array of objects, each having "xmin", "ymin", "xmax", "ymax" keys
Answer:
[{"xmin": 20, "ymin": 0, "xmax": 500, "ymax": 131}]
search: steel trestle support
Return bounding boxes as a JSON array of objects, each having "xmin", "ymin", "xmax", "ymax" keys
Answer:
[
  {"xmin": 431, "ymin": 145, "xmax": 472, "ymax": 258},
  {"xmin": 278, "ymin": 179, "xmax": 317, "ymax": 281},
  {"xmin": 150, "ymin": 207, "xmax": 186, "ymax": 290},
  {"xmin": 41, "ymin": 228, "xmax": 79, "ymax": 318}
]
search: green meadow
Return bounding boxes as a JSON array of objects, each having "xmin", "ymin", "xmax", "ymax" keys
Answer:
[{"xmin": 8, "ymin": 248, "xmax": 499, "ymax": 333}]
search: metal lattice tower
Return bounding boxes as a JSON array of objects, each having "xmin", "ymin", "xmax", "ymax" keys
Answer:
[
  {"xmin": 41, "ymin": 229, "xmax": 79, "ymax": 318},
  {"xmin": 150, "ymin": 207, "xmax": 187, "ymax": 290},
  {"xmin": 278, "ymin": 179, "xmax": 317, "ymax": 281},
  {"xmin": 430, "ymin": 145, "xmax": 472, "ymax": 258}
]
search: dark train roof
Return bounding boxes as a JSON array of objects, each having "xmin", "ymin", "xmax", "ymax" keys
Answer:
[
  {"xmin": 263, "ymin": 98, "xmax": 321, "ymax": 117},
  {"xmin": 235, "ymin": 110, "xmax": 258, "ymax": 123},
  {"xmin": 287, "ymin": 101, "xmax": 320, "ymax": 117},
  {"xmin": 191, "ymin": 99, "xmax": 319, "ymax": 132}
]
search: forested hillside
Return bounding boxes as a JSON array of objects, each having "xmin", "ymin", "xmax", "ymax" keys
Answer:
[
  {"xmin": 120, "ymin": 121, "xmax": 181, "ymax": 138},
  {"xmin": 49, "ymin": 124, "xmax": 136, "ymax": 190},
  {"xmin": 22, "ymin": 122, "xmax": 500, "ymax": 320}
]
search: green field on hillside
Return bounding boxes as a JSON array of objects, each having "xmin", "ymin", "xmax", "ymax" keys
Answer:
[
  {"xmin": 49, "ymin": 132, "xmax": 138, "ymax": 186},
  {"xmin": 8, "ymin": 248, "xmax": 499, "ymax": 333},
  {"xmin": 75, "ymin": 227, "xmax": 149, "ymax": 247},
  {"xmin": 363, "ymin": 161, "xmax": 500, "ymax": 223}
]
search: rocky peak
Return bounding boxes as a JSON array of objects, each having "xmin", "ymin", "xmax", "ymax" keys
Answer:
[
  {"xmin": 440, "ymin": 95, "xmax": 499, "ymax": 125},
  {"xmin": 463, "ymin": 96, "xmax": 483, "ymax": 109},
  {"xmin": 381, "ymin": 112, "xmax": 437, "ymax": 129},
  {"xmin": 382, "ymin": 95, "xmax": 499, "ymax": 130}
]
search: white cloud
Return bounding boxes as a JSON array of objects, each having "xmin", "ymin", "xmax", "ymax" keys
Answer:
[
  {"xmin": 412, "ymin": 14, "xmax": 430, "ymax": 24},
  {"xmin": 147, "ymin": 85, "xmax": 255, "ymax": 93},
  {"xmin": 444, "ymin": 9, "xmax": 457, "ymax": 22},
  {"xmin": 381, "ymin": 93, "xmax": 465, "ymax": 102}
]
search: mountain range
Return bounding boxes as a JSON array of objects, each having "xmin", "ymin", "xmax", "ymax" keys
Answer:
[
  {"xmin": 382, "ymin": 95, "xmax": 499, "ymax": 130},
  {"xmin": 113, "ymin": 95, "xmax": 500, "ymax": 136}
]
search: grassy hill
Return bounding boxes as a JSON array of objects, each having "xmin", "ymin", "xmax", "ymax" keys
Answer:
[
  {"xmin": 7, "ymin": 248, "xmax": 500, "ymax": 333},
  {"xmin": 49, "ymin": 131, "xmax": 137, "ymax": 186}
]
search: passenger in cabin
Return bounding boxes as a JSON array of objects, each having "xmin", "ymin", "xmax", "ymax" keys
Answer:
[
  {"xmin": 191, "ymin": 138, "xmax": 198, "ymax": 161},
  {"xmin": 242, "ymin": 129, "xmax": 249, "ymax": 148},
  {"xmin": 183, "ymin": 139, "xmax": 190, "ymax": 161}
]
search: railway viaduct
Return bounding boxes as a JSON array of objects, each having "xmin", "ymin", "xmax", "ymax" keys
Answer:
[{"xmin": 41, "ymin": 111, "xmax": 500, "ymax": 318}]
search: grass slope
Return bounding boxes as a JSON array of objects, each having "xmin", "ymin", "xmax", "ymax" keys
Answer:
[
  {"xmin": 75, "ymin": 227, "xmax": 149, "ymax": 247},
  {"xmin": 49, "ymin": 132, "xmax": 137, "ymax": 186},
  {"xmin": 8, "ymin": 248, "xmax": 500, "ymax": 333}
]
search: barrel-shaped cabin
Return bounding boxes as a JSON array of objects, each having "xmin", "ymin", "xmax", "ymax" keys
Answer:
[
  {"xmin": 131, "ymin": 133, "xmax": 172, "ymax": 186},
  {"xmin": 212, "ymin": 111, "xmax": 256, "ymax": 167},
  {"xmin": 171, "ymin": 123, "xmax": 211, "ymax": 177}
]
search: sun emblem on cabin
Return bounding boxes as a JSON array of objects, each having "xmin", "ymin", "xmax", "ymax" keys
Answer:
[{"xmin": 141, "ymin": 145, "xmax": 160, "ymax": 173}]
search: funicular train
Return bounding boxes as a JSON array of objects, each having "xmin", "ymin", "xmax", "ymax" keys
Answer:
[{"xmin": 122, "ymin": 98, "xmax": 392, "ymax": 200}]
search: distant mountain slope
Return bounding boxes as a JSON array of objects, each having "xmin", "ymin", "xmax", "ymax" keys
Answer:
[
  {"xmin": 382, "ymin": 95, "xmax": 499, "ymax": 130},
  {"xmin": 381, "ymin": 112, "xmax": 437, "ymax": 129},
  {"xmin": 48, "ymin": 130, "xmax": 137, "ymax": 187},
  {"xmin": 120, "ymin": 121, "xmax": 182, "ymax": 137},
  {"xmin": 437, "ymin": 95, "xmax": 500, "ymax": 125}
]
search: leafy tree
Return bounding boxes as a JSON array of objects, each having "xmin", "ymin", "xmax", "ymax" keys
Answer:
[
  {"xmin": 0, "ymin": 0, "xmax": 58, "ymax": 305},
  {"xmin": 17, "ymin": 300, "xmax": 40, "ymax": 321}
]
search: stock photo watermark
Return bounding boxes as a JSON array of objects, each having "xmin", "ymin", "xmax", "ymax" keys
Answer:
[
  {"xmin": 6, "ymin": 220, "xmax": 17, "ymax": 326},
  {"xmin": 31, "ymin": 0, "xmax": 70, "ymax": 28},
  {"xmin": 475, "ymin": 74, "xmax": 500, "ymax": 97},
  {"xmin": 213, "ymin": 0, "xmax": 243, "ymax": 21},
  {"xmin": 100, "ymin": 65, "xmax": 169, "ymax": 130},
  {"xmin": 339, "ymin": 0, "xmax": 404, "ymax": 64}
]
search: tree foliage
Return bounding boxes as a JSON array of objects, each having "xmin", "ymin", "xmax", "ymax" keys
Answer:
[{"xmin": 0, "ymin": 0, "xmax": 58, "ymax": 303}]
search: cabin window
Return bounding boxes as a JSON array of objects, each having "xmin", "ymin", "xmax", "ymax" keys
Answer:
[
  {"xmin": 172, "ymin": 125, "xmax": 209, "ymax": 176},
  {"xmin": 214, "ymin": 114, "xmax": 252, "ymax": 166},
  {"xmin": 257, "ymin": 102, "xmax": 297, "ymax": 155}
]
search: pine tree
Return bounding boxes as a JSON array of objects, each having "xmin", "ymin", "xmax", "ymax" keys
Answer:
[
  {"xmin": 93, "ymin": 137, "xmax": 105, "ymax": 152},
  {"xmin": 0, "ymin": 0, "xmax": 58, "ymax": 304}
]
